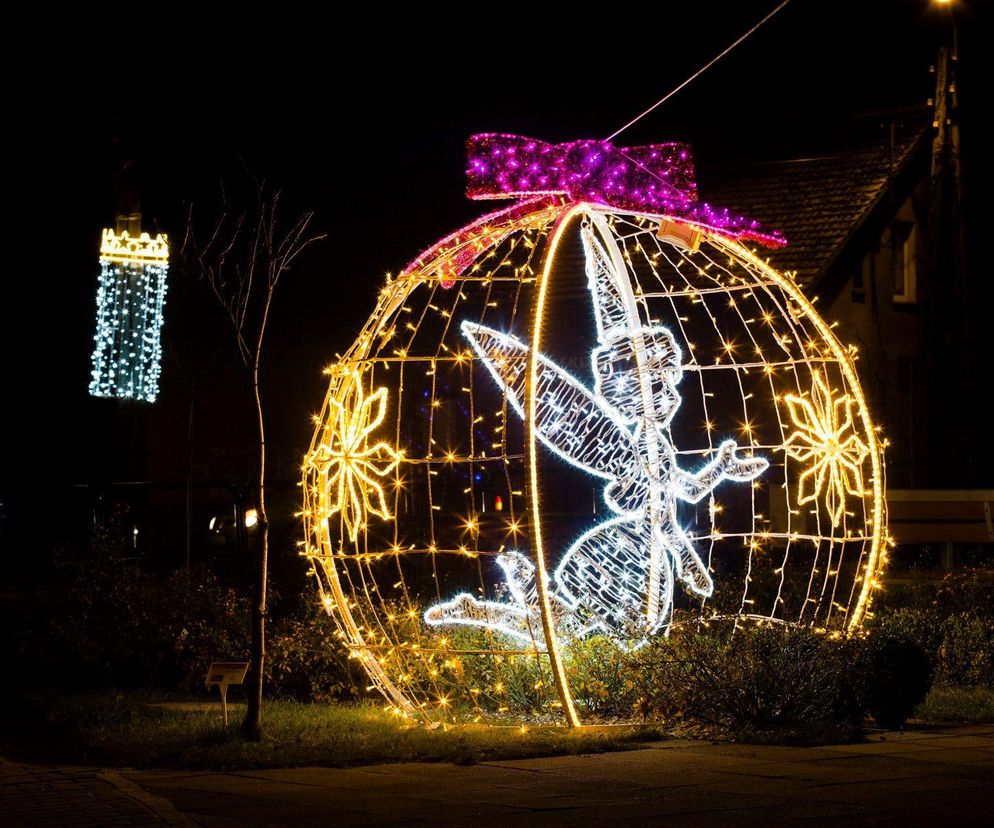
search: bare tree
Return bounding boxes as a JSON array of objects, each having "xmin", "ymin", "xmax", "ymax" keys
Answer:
[{"xmin": 182, "ymin": 179, "xmax": 324, "ymax": 739}]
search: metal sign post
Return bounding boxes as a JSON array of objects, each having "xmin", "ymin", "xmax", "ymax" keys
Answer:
[{"xmin": 205, "ymin": 661, "xmax": 249, "ymax": 727}]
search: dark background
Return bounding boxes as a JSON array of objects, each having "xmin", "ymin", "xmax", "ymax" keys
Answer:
[{"xmin": 2, "ymin": 1, "xmax": 988, "ymax": 567}]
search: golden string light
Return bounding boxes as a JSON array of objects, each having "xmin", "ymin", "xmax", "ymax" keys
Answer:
[
  {"xmin": 784, "ymin": 372, "xmax": 870, "ymax": 527},
  {"xmin": 305, "ymin": 370, "xmax": 402, "ymax": 542}
]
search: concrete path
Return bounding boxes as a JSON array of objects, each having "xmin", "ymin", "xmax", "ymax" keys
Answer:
[
  {"xmin": 3, "ymin": 726, "xmax": 991, "ymax": 825},
  {"xmin": 0, "ymin": 758, "xmax": 191, "ymax": 826},
  {"xmin": 120, "ymin": 725, "xmax": 994, "ymax": 826}
]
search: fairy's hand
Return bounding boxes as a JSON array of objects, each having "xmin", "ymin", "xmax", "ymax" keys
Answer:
[{"xmin": 717, "ymin": 441, "xmax": 769, "ymax": 481}]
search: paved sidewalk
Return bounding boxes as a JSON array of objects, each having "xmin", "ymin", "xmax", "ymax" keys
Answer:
[
  {"xmin": 120, "ymin": 725, "xmax": 994, "ymax": 826},
  {"xmin": 0, "ymin": 758, "xmax": 191, "ymax": 826},
  {"xmin": 4, "ymin": 726, "xmax": 991, "ymax": 826}
]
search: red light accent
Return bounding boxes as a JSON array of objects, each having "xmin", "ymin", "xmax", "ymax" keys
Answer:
[{"xmin": 494, "ymin": 495, "xmax": 504, "ymax": 512}]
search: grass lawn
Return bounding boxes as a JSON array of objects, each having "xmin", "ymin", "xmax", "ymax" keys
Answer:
[
  {"xmin": 3, "ymin": 685, "xmax": 990, "ymax": 772},
  {"xmin": 915, "ymin": 686, "xmax": 994, "ymax": 724},
  {"xmin": 0, "ymin": 691, "xmax": 663, "ymax": 770}
]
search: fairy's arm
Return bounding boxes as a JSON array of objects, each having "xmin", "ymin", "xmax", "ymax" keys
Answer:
[{"xmin": 673, "ymin": 440, "xmax": 769, "ymax": 503}]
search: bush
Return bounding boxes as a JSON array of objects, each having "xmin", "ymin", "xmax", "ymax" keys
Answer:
[
  {"xmin": 869, "ymin": 607, "xmax": 994, "ymax": 692},
  {"xmin": 556, "ymin": 622, "xmax": 865, "ymax": 740},
  {"xmin": 44, "ymin": 552, "xmax": 252, "ymax": 692},
  {"xmin": 25, "ymin": 522, "xmax": 355, "ymax": 702},
  {"xmin": 265, "ymin": 600, "xmax": 363, "ymax": 701},
  {"xmin": 566, "ymin": 636, "xmax": 639, "ymax": 719},
  {"xmin": 858, "ymin": 630, "xmax": 932, "ymax": 729},
  {"xmin": 669, "ymin": 624, "xmax": 863, "ymax": 739},
  {"xmin": 871, "ymin": 608, "xmax": 944, "ymax": 665},
  {"xmin": 877, "ymin": 566, "xmax": 994, "ymax": 620},
  {"xmin": 924, "ymin": 567, "xmax": 994, "ymax": 619},
  {"xmin": 935, "ymin": 613, "xmax": 994, "ymax": 689}
]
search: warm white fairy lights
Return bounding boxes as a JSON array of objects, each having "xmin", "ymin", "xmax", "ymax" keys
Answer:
[
  {"xmin": 305, "ymin": 372, "xmax": 402, "ymax": 543},
  {"xmin": 300, "ymin": 200, "xmax": 886, "ymax": 727},
  {"xmin": 89, "ymin": 229, "xmax": 169, "ymax": 402},
  {"xmin": 784, "ymin": 372, "xmax": 869, "ymax": 527}
]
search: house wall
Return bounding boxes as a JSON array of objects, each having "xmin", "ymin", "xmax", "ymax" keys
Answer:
[{"xmin": 824, "ymin": 186, "xmax": 929, "ymax": 489}]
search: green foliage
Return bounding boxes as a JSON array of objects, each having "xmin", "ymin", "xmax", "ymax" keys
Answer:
[
  {"xmin": 670, "ymin": 625, "xmax": 863, "ymax": 738},
  {"xmin": 869, "ymin": 570, "xmax": 994, "ymax": 692},
  {"xmin": 919, "ymin": 567, "xmax": 994, "ymax": 619},
  {"xmin": 559, "ymin": 621, "xmax": 865, "ymax": 741},
  {"xmin": 265, "ymin": 601, "xmax": 363, "ymax": 702},
  {"xmin": 46, "ymin": 554, "xmax": 252, "ymax": 692},
  {"xmin": 935, "ymin": 613, "xmax": 994, "ymax": 688},
  {"xmin": 869, "ymin": 608, "xmax": 944, "ymax": 665},
  {"xmin": 30, "ymin": 522, "xmax": 356, "ymax": 702},
  {"xmin": 565, "ymin": 635, "xmax": 639, "ymax": 719},
  {"xmin": 876, "ymin": 566, "xmax": 994, "ymax": 620}
]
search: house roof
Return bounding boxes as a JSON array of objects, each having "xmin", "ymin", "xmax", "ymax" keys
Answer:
[{"xmin": 699, "ymin": 127, "xmax": 929, "ymax": 288}]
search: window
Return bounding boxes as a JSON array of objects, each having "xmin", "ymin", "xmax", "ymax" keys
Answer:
[
  {"xmin": 893, "ymin": 222, "xmax": 918, "ymax": 304},
  {"xmin": 852, "ymin": 254, "xmax": 869, "ymax": 303}
]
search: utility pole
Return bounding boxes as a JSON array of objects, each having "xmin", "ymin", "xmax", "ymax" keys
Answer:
[{"xmin": 925, "ymin": 27, "xmax": 970, "ymax": 487}]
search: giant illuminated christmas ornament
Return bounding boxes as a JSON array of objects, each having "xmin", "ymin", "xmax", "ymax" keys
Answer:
[
  {"xmin": 89, "ymin": 220, "xmax": 169, "ymax": 402},
  {"xmin": 301, "ymin": 135, "xmax": 887, "ymax": 726}
]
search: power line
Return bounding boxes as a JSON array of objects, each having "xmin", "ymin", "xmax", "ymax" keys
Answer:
[{"xmin": 606, "ymin": 0, "xmax": 794, "ymax": 141}]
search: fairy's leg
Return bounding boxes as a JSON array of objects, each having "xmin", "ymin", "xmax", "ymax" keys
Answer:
[
  {"xmin": 648, "ymin": 557, "xmax": 675, "ymax": 636},
  {"xmin": 666, "ymin": 521, "xmax": 714, "ymax": 597},
  {"xmin": 424, "ymin": 594, "xmax": 539, "ymax": 646}
]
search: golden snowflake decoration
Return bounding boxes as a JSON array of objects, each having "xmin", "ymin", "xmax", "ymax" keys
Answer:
[
  {"xmin": 784, "ymin": 372, "xmax": 869, "ymax": 527},
  {"xmin": 307, "ymin": 373, "xmax": 401, "ymax": 542}
]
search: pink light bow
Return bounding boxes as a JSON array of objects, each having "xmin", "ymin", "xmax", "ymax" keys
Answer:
[{"xmin": 466, "ymin": 133, "xmax": 785, "ymax": 248}]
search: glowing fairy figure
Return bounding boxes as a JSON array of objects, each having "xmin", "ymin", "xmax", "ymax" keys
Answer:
[{"xmin": 426, "ymin": 217, "xmax": 768, "ymax": 645}]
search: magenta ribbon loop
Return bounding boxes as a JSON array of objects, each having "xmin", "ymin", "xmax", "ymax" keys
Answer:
[{"xmin": 466, "ymin": 133, "xmax": 784, "ymax": 248}]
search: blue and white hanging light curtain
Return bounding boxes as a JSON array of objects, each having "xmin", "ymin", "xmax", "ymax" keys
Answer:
[{"xmin": 89, "ymin": 225, "xmax": 168, "ymax": 402}]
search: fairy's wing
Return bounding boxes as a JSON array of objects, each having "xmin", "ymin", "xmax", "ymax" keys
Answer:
[{"xmin": 462, "ymin": 321, "xmax": 642, "ymax": 494}]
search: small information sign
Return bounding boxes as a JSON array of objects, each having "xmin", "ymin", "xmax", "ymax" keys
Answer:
[{"xmin": 206, "ymin": 661, "xmax": 249, "ymax": 726}]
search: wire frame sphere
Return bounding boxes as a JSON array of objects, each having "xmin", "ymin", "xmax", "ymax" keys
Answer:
[{"xmin": 301, "ymin": 201, "xmax": 886, "ymax": 726}]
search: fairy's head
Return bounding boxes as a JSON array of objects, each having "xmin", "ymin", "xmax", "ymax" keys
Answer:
[
  {"xmin": 583, "ymin": 222, "xmax": 684, "ymax": 425},
  {"xmin": 592, "ymin": 326, "xmax": 683, "ymax": 425}
]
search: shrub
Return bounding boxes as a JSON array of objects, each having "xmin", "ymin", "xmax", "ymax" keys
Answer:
[
  {"xmin": 44, "ymin": 553, "xmax": 252, "ymax": 692},
  {"xmin": 935, "ymin": 613, "xmax": 994, "ymax": 689},
  {"xmin": 670, "ymin": 624, "xmax": 862, "ymax": 738},
  {"xmin": 265, "ymin": 600, "xmax": 363, "ymax": 701},
  {"xmin": 871, "ymin": 608, "xmax": 944, "ymax": 665},
  {"xmin": 925, "ymin": 567, "xmax": 994, "ymax": 619},
  {"xmin": 565, "ymin": 636, "xmax": 639, "ymax": 719},
  {"xmin": 858, "ymin": 630, "xmax": 932, "ymax": 729},
  {"xmin": 561, "ymin": 622, "xmax": 865, "ymax": 739},
  {"xmin": 869, "ymin": 607, "xmax": 994, "ymax": 692}
]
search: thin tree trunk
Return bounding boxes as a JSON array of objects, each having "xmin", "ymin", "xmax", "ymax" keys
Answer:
[
  {"xmin": 185, "ymin": 393, "xmax": 195, "ymax": 571},
  {"xmin": 243, "ymin": 298, "xmax": 273, "ymax": 741},
  {"xmin": 183, "ymin": 187, "xmax": 321, "ymax": 742}
]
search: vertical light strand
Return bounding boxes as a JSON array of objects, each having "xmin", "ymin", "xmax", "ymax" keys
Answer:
[{"xmin": 528, "ymin": 204, "xmax": 585, "ymax": 727}]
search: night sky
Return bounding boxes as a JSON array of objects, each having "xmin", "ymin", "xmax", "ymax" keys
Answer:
[{"xmin": 4, "ymin": 1, "xmax": 988, "ymax": 507}]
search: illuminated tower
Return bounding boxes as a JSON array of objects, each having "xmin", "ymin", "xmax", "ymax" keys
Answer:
[{"xmin": 89, "ymin": 212, "xmax": 169, "ymax": 402}]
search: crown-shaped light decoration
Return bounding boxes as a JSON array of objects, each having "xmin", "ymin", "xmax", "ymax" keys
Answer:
[{"xmin": 99, "ymin": 229, "xmax": 170, "ymax": 263}]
